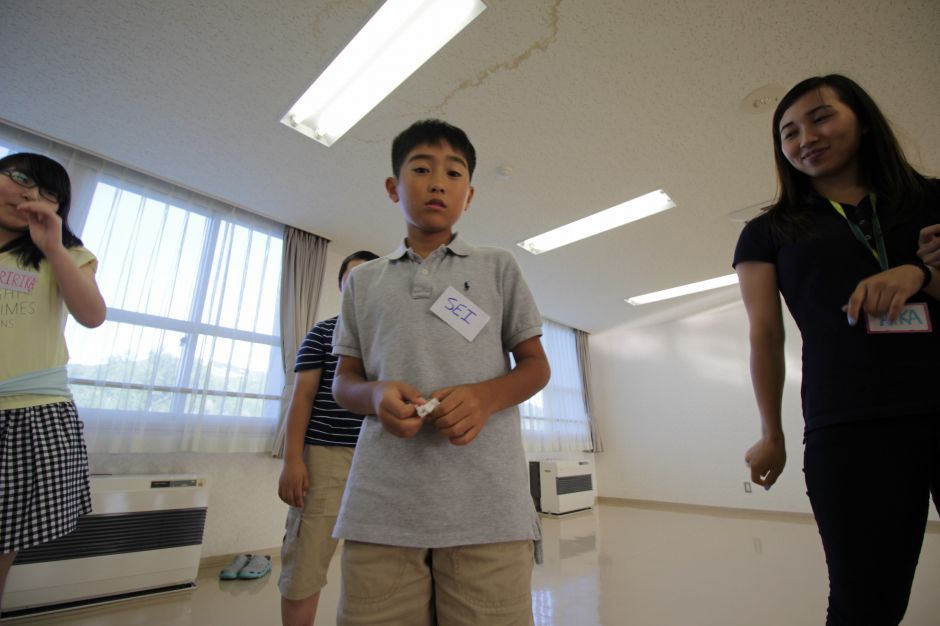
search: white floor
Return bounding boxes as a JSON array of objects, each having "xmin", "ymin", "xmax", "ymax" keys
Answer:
[{"xmin": 4, "ymin": 501, "xmax": 939, "ymax": 625}]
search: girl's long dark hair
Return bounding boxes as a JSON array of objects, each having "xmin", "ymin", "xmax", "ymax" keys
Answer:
[
  {"xmin": 766, "ymin": 74, "xmax": 930, "ymax": 240},
  {"xmin": 0, "ymin": 152, "xmax": 83, "ymax": 269}
]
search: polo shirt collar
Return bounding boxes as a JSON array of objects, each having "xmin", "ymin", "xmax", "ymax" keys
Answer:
[
  {"xmin": 445, "ymin": 234, "xmax": 472, "ymax": 257},
  {"xmin": 388, "ymin": 233, "xmax": 473, "ymax": 260}
]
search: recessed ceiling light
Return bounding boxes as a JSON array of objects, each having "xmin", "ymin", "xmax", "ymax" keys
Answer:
[
  {"xmin": 626, "ymin": 273, "xmax": 739, "ymax": 305},
  {"xmin": 517, "ymin": 189, "xmax": 676, "ymax": 255},
  {"xmin": 281, "ymin": 0, "xmax": 487, "ymax": 147}
]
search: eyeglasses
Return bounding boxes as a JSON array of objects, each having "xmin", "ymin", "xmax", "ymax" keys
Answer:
[{"xmin": 1, "ymin": 169, "xmax": 61, "ymax": 203}]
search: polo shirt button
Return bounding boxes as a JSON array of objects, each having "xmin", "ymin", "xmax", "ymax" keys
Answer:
[{"xmin": 421, "ymin": 269, "xmax": 429, "ymax": 275}]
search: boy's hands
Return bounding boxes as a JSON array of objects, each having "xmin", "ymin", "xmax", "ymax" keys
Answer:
[
  {"xmin": 278, "ymin": 458, "xmax": 309, "ymax": 508},
  {"xmin": 372, "ymin": 380, "xmax": 425, "ymax": 438},
  {"xmin": 367, "ymin": 380, "xmax": 493, "ymax": 444},
  {"xmin": 424, "ymin": 384, "xmax": 491, "ymax": 446}
]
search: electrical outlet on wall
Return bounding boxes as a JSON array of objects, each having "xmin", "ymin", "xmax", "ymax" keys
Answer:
[{"xmin": 743, "ymin": 481, "xmax": 752, "ymax": 493}]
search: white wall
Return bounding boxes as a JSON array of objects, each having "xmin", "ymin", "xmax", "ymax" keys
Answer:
[
  {"xmin": 590, "ymin": 299, "xmax": 811, "ymax": 514},
  {"xmin": 589, "ymin": 298, "xmax": 940, "ymax": 522}
]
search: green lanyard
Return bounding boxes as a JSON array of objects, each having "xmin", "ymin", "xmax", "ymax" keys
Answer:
[{"xmin": 828, "ymin": 195, "xmax": 889, "ymax": 272}]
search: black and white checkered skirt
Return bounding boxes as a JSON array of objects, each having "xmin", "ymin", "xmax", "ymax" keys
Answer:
[{"xmin": 0, "ymin": 401, "xmax": 92, "ymax": 553}]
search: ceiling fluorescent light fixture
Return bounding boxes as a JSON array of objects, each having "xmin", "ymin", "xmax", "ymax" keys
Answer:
[
  {"xmin": 517, "ymin": 189, "xmax": 676, "ymax": 255},
  {"xmin": 281, "ymin": 0, "xmax": 487, "ymax": 147},
  {"xmin": 626, "ymin": 273, "xmax": 739, "ymax": 306}
]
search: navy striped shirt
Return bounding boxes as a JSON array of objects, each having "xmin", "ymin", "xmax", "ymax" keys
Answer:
[{"xmin": 295, "ymin": 316, "xmax": 364, "ymax": 446}]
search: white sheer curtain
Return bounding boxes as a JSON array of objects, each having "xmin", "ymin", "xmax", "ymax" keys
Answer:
[
  {"xmin": 519, "ymin": 319, "xmax": 595, "ymax": 452},
  {"xmin": 0, "ymin": 122, "xmax": 284, "ymax": 453}
]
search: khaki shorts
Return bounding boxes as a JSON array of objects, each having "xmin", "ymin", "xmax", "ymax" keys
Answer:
[
  {"xmin": 278, "ymin": 444, "xmax": 353, "ymax": 600},
  {"xmin": 337, "ymin": 539, "xmax": 535, "ymax": 626}
]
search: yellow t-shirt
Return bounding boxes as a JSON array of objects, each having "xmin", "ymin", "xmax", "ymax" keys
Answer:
[{"xmin": 0, "ymin": 245, "xmax": 98, "ymax": 410}]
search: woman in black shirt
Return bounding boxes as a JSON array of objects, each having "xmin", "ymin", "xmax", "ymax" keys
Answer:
[{"xmin": 733, "ymin": 74, "xmax": 940, "ymax": 625}]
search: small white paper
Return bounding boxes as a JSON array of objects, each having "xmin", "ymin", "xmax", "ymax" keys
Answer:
[
  {"xmin": 866, "ymin": 302, "xmax": 932, "ymax": 333},
  {"xmin": 430, "ymin": 285, "xmax": 490, "ymax": 342},
  {"xmin": 416, "ymin": 398, "xmax": 439, "ymax": 418}
]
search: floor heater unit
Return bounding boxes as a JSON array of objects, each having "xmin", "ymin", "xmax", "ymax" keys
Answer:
[
  {"xmin": 1, "ymin": 474, "xmax": 209, "ymax": 619},
  {"xmin": 529, "ymin": 460, "xmax": 595, "ymax": 515}
]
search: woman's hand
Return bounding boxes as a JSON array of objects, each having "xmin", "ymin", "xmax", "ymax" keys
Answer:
[
  {"xmin": 844, "ymin": 265, "xmax": 924, "ymax": 325},
  {"xmin": 918, "ymin": 224, "xmax": 940, "ymax": 268},
  {"xmin": 745, "ymin": 434, "xmax": 786, "ymax": 489},
  {"xmin": 16, "ymin": 198, "xmax": 63, "ymax": 254}
]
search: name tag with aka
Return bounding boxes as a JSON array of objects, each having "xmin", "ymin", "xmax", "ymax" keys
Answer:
[
  {"xmin": 866, "ymin": 303, "xmax": 932, "ymax": 334},
  {"xmin": 430, "ymin": 285, "xmax": 490, "ymax": 342}
]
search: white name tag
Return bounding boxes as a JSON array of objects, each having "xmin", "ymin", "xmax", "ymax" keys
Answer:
[
  {"xmin": 430, "ymin": 285, "xmax": 490, "ymax": 342},
  {"xmin": 0, "ymin": 267, "xmax": 38, "ymax": 294},
  {"xmin": 866, "ymin": 302, "xmax": 932, "ymax": 333}
]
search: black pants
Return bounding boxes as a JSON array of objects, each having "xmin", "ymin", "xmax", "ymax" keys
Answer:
[{"xmin": 804, "ymin": 416, "xmax": 940, "ymax": 626}]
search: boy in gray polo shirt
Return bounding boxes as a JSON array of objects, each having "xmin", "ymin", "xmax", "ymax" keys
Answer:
[{"xmin": 332, "ymin": 120, "xmax": 551, "ymax": 626}]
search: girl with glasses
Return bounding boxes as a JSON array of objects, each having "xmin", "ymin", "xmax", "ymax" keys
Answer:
[{"xmin": 0, "ymin": 152, "xmax": 106, "ymax": 604}]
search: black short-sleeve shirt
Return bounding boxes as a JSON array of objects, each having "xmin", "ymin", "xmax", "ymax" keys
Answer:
[{"xmin": 733, "ymin": 184, "xmax": 940, "ymax": 432}]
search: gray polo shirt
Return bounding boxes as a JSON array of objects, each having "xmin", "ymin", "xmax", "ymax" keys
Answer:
[{"xmin": 332, "ymin": 235, "xmax": 543, "ymax": 548}]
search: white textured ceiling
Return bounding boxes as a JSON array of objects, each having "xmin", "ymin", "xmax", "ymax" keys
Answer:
[{"xmin": 2, "ymin": 0, "xmax": 938, "ymax": 332}]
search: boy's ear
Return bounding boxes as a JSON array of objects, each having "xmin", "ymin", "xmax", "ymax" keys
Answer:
[
  {"xmin": 385, "ymin": 177, "xmax": 399, "ymax": 202},
  {"xmin": 464, "ymin": 185, "xmax": 474, "ymax": 212}
]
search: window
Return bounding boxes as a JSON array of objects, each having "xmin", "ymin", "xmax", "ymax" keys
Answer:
[
  {"xmin": 66, "ymin": 178, "xmax": 284, "ymax": 451},
  {"xmin": 1, "ymin": 125, "xmax": 284, "ymax": 452},
  {"xmin": 518, "ymin": 319, "xmax": 594, "ymax": 452}
]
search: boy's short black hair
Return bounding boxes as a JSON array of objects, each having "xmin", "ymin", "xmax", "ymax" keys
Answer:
[
  {"xmin": 391, "ymin": 119, "xmax": 476, "ymax": 179},
  {"xmin": 339, "ymin": 250, "xmax": 379, "ymax": 288}
]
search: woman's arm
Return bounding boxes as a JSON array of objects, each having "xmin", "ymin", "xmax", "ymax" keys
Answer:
[
  {"xmin": 915, "ymin": 224, "xmax": 940, "ymax": 300},
  {"xmin": 918, "ymin": 224, "xmax": 940, "ymax": 268},
  {"xmin": 736, "ymin": 261, "xmax": 787, "ymax": 488}
]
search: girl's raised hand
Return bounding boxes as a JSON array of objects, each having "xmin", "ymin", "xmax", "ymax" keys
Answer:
[{"xmin": 16, "ymin": 198, "xmax": 63, "ymax": 254}]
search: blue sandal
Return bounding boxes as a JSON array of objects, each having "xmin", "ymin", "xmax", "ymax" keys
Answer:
[
  {"xmin": 237, "ymin": 554, "xmax": 272, "ymax": 579},
  {"xmin": 219, "ymin": 553, "xmax": 252, "ymax": 580}
]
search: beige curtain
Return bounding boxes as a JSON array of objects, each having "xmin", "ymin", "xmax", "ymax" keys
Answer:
[
  {"xmin": 575, "ymin": 329, "xmax": 604, "ymax": 452},
  {"xmin": 271, "ymin": 226, "xmax": 329, "ymax": 457}
]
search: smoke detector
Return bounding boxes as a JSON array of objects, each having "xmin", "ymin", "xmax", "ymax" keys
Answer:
[{"xmin": 740, "ymin": 83, "xmax": 785, "ymax": 114}]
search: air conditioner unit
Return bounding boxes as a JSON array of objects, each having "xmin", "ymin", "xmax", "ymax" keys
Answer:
[
  {"xmin": 1, "ymin": 474, "xmax": 209, "ymax": 619},
  {"xmin": 529, "ymin": 460, "xmax": 595, "ymax": 515}
]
